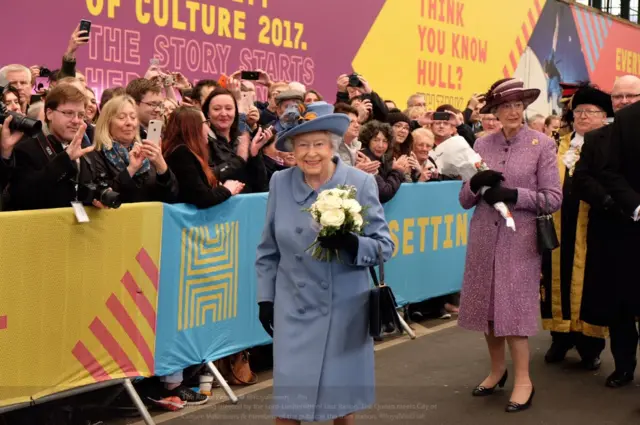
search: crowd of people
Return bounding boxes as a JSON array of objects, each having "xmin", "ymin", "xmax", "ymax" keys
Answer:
[{"xmin": 3, "ymin": 23, "xmax": 640, "ymax": 425}]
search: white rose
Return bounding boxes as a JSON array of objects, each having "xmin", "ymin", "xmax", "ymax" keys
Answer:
[
  {"xmin": 320, "ymin": 208, "xmax": 346, "ymax": 228},
  {"xmin": 352, "ymin": 213, "xmax": 364, "ymax": 230},
  {"xmin": 342, "ymin": 199, "xmax": 362, "ymax": 214},
  {"xmin": 314, "ymin": 195, "xmax": 343, "ymax": 213},
  {"xmin": 319, "ymin": 188, "xmax": 348, "ymax": 200}
]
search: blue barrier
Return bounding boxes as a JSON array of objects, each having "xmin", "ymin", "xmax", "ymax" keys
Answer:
[{"xmin": 154, "ymin": 181, "xmax": 469, "ymax": 376}]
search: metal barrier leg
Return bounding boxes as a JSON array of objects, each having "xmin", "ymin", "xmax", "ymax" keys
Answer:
[
  {"xmin": 123, "ymin": 379, "xmax": 155, "ymax": 425},
  {"xmin": 206, "ymin": 361, "xmax": 239, "ymax": 404},
  {"xmin": 398, "ymin": 312, "xmax": 416, "ymax": 339}
]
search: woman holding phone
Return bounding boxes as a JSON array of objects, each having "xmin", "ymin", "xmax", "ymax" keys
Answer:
[{"xmin": 93, "ymin": 95, "xmax": 179, "ymax": 204}]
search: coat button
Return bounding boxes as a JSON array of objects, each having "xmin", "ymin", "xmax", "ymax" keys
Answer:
[
  {"xmin": 320, "ymin": 281, "xmax": 329, "ymax": 289},
  {"xmin": 297, "ymin": 307, "xmax": 305, "ymax": 314},
  {"xmin": 295, "ymin": 227, "xmax": 303, "ymax": 234},
  {"xmin": 295, "ymin": 254, "xmax": 302, "ymax": 261},
  {"xmin": 495, "ymin": 221, "xmax": 498, "ymax": 226},
  {"xmin": 297, "ymin": 280, "xmax": 306, "ymax": 287},
  {"xmin": 320, "ymin": 306, "xmax": 329, "ymax": 315},
  {"xmin": 500, "ymin": 161, "xmax": 505, "ymax": 165},
  {"xmin": 504, "ymin": 148, "xmax": 509, "ymax": 152}
]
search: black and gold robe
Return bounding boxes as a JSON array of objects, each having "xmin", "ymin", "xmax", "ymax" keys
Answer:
[{"xmin": 540, "ymin": 133, "xmax": 608, "ymax": 338}]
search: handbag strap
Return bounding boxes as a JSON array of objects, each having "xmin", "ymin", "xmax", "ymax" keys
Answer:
[{"xmin": 537, "ymin": 192, "xmax": 550, "ymax": 216}]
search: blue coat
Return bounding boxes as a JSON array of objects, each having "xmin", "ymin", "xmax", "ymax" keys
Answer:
[{"xmin": 255, "ymin": 158, "xmax": 394, "ymax": 421}]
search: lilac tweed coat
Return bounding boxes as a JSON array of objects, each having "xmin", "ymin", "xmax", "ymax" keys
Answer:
[{"xmin": 457, "ymin": 126, "xmax": 562, "ymax": 337}]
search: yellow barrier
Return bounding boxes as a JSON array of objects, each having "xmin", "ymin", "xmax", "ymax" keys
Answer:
[{"xmin": 0, "ymin": 203, "xmax": 162, "ymax": 408}]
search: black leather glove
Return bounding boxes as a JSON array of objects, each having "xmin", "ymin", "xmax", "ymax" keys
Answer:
[
  {"xmin": 317, "ymin": 232, "xmax": 359, "ymax": 258},
  {"xmin": 483, "ymin": 186, "xmax": 518, "ymax": 205},
  {"xmin": 258, "ymin": 301, "xmax": 274, "ymax": 337},
  {"xmin": 469, "ymin": 170, "xmax": 505, "ymax": 194}
]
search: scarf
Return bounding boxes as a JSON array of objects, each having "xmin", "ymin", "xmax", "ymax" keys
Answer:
[
  {"xmin": 103, "ymin": 141, "xmax": 150, "ymax": 177},
  {"xmin": 562, "ymin": 133, "xmax": 584, "ymax": 176}
]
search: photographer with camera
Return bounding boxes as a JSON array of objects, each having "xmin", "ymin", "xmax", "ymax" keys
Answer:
[
  {"xmin": 0, "ymin": 85, "xmax": 43, "ymax": 198},
  {"xmin": 336, "ymin": 73, "xmax": 389, "ymax": 123},
  {"xmin": 6, "ymin": 85, "xmax": 113, "ymax": 211},
  {"xmin": 92, "ymin": 95, "xmax": 178, "ymax": 204}
]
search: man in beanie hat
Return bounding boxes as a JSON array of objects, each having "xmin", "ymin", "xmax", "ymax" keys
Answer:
[
  {"xmin": 576, "ymin": 75, "xmax": 640, "ymax": 387},
  {"xmin": 540, "ymin": 83, "xmax": 613, "ymax": 369}
]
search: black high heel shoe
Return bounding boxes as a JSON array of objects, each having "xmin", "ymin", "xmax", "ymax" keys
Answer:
[
  {"xmin": 505, "ymin": 386, "xmax": 535, "ymax": 413},
  {"xmin": 472, "ymin": 370, "xmax": 508, "ymax": 396}
]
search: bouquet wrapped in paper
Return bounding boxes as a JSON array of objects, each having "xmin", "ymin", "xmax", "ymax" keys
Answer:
[
  {"xmin": 433, "ymin": 136, "xmax": 516, "ymax": 231},
  {"xmin": 304, "ymin": 185, "xmax": 370, "ymax": 261}
]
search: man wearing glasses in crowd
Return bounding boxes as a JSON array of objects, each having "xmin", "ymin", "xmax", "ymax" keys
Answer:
[{"xmin": 126, "ymin": 78, "xmax": 165, "ymax": 140}]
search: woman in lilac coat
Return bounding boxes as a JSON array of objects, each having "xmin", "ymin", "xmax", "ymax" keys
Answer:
[{"xmin": 457, "ymin": 78, "xmax": 562, "ymax": 413}]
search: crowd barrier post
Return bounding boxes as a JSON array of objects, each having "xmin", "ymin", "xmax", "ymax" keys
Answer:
[{"xmin": 205, "ymin": 362, "xmax": 239, "ymax": 404}]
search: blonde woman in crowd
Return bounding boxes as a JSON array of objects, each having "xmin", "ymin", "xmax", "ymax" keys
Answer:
[{"xmin": 93, "ymin": 95, "xmax": 179, "ymax": 204}]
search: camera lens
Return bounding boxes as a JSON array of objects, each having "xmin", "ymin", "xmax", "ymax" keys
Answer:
[
  {"xmin": 7, "ymin": 111, "xmax": 42, "ymax": 136},
  {"xmin": 99, "ymin": 188, "xmax": 121, "ymax": 209}
]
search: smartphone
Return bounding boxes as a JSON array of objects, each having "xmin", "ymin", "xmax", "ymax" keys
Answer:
[
  {"xmin": 79, "ymin": 19, "xmax": 92, "ymax": 36},
  {"xmin": 147, "ymin": 120, "xmax": 163, "ymax": 144},
  {"xmin": 433, "ymin": 111, "xmax": 451, "ymax": 121},
  {"xmin": 241, "ymin": 71, "xmax": 260, "ymax": 80}
]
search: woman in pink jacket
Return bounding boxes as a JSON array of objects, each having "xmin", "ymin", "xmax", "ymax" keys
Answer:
[{"xmin": 458, "ymin": 78, "xmax": 562, "ymax": 413}]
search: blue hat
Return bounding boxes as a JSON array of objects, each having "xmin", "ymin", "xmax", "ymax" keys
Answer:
[{"xmin": 275, "ymin": 101, "xmax": 350, "ymax": 152}]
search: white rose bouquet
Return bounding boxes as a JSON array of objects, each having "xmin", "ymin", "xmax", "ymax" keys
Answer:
[{"xmin": 304, "ymin": 185, "xmax": 369, "ymax": 262}]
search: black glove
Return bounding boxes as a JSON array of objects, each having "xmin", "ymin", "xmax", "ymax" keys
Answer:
[
  {"xmin": 483, "ymin": 186, "xmax": 518, "ymax": 205},
  {"xmin": 469, "ymin": 170, "xmax": 505, "ymax": 194},
  {"xmin": 258, "ymin": 301, "xmax": 274, "ymax": 337},
  {"xmin": 317, "ymin": 232, "xmax": 359, "ymax": 258}
]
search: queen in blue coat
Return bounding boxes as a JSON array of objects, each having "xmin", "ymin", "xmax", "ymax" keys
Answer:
[{"xmin": 255, "ymin": 102, "xmax": 394, "ymax": 424}]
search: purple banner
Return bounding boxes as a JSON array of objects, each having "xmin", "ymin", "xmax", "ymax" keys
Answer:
[{"xmin": 2, "ymin": 0, "xmax": 385, "ymax": 102}]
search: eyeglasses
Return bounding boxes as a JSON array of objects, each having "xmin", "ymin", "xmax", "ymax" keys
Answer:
[
  {"xmin": 140, "ymin": 101, "xmax": 165, "ymax": 111},
  {"xmin": 611, "ymin": 93, "xmax": 640, "ymax": 101},
  {"xmin": 573, "ymin": 109, "xmax": 604, "ymax": 117},
  {"xmin": 55, "ymin": 109, "xmax": 86, "ymax": 120},
  {"xmin": 497, "ymin": 102, "xmax": 524, "ymax": 111}
]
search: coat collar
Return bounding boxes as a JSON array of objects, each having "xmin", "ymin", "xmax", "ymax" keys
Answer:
[{"xmin": 292, "ymin": 156, "xmax": 348, "ymax": 204}]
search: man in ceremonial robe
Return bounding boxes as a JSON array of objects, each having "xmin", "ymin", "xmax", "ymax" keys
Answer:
[
  {"xmin": 588, "ymin": 76, "xmax": 640, "ymax": 387},
  {"xmin": 540, "ymin": 84, "xmax": 613, "ymax": 370}
]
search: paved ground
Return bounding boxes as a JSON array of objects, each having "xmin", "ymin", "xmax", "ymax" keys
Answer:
[
  {"xmin": 4, "ymin": 318, "xmax": 640, "ymax": 425},
  {"xmin": 113, "ymin": 319, "xmax": 640, "ymax": 425}
]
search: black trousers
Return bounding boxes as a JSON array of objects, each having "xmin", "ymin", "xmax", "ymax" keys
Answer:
[
  {"xmin": 551, "ymin": 331, "xmax": 606, "ymax": 360},
  {"xmin": 609, "ymin": 309, "xmax": 640, "ymax": 373}
]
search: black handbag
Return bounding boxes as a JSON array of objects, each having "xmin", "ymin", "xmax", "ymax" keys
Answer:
[
  {"xmin": 368, "ymin": 246, "xmax": 402, "ymax": 339},
  {"xmin": 536, "ymin": 192, "xmax": 560, "ymax": 253}
]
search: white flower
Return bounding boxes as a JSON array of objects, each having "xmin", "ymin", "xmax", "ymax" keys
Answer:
[
  {"xmin": 352, "ymin": 213, "xmax": 364, "ymax": 230},
  {"xmin": 314, "ymin": 195, "xmax": 343, "ymax": 213},
  {"xmin": 320, "ymin": 209, "xmax": 346, "ymax": 228},
  {"xmin": 342, "ymin": 199, "xmax": 362, "ymax": 214},
  {"xmin": 318, "ymin": 188, "xmax": 348, "ymax": 200}
]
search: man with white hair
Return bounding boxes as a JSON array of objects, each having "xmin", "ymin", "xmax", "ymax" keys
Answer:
[
  {"xmin": 527, "ymin": 114, "xmax": 545, "ymax": 133},
  {"xmin": 574, "ymin": 75, "xmax": 640, "ymax": 389},
  {"xmin": 0, "ymin": 64, "xmax": 32, "ymax": 113}
]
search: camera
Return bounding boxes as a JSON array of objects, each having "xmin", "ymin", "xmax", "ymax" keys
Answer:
[
  {"xmin": 39, "ymin": 67, "xmax": 52, "ymax": 78},
  {"xmin": 77, "ymin": 173, "xmax": 121, "ymax": 209},
  {"xmin": 348, "ymin": 73, "xmax": 363, "ymax": 88},
  {"xmin": 0, "ymin": 99, "xmax": 42, "ymax": 136}
]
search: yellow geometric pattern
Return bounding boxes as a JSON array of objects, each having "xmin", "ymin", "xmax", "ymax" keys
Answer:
[{"xmin": 177, "ymin": 221, "xmax": 239, "ymax": 331}]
